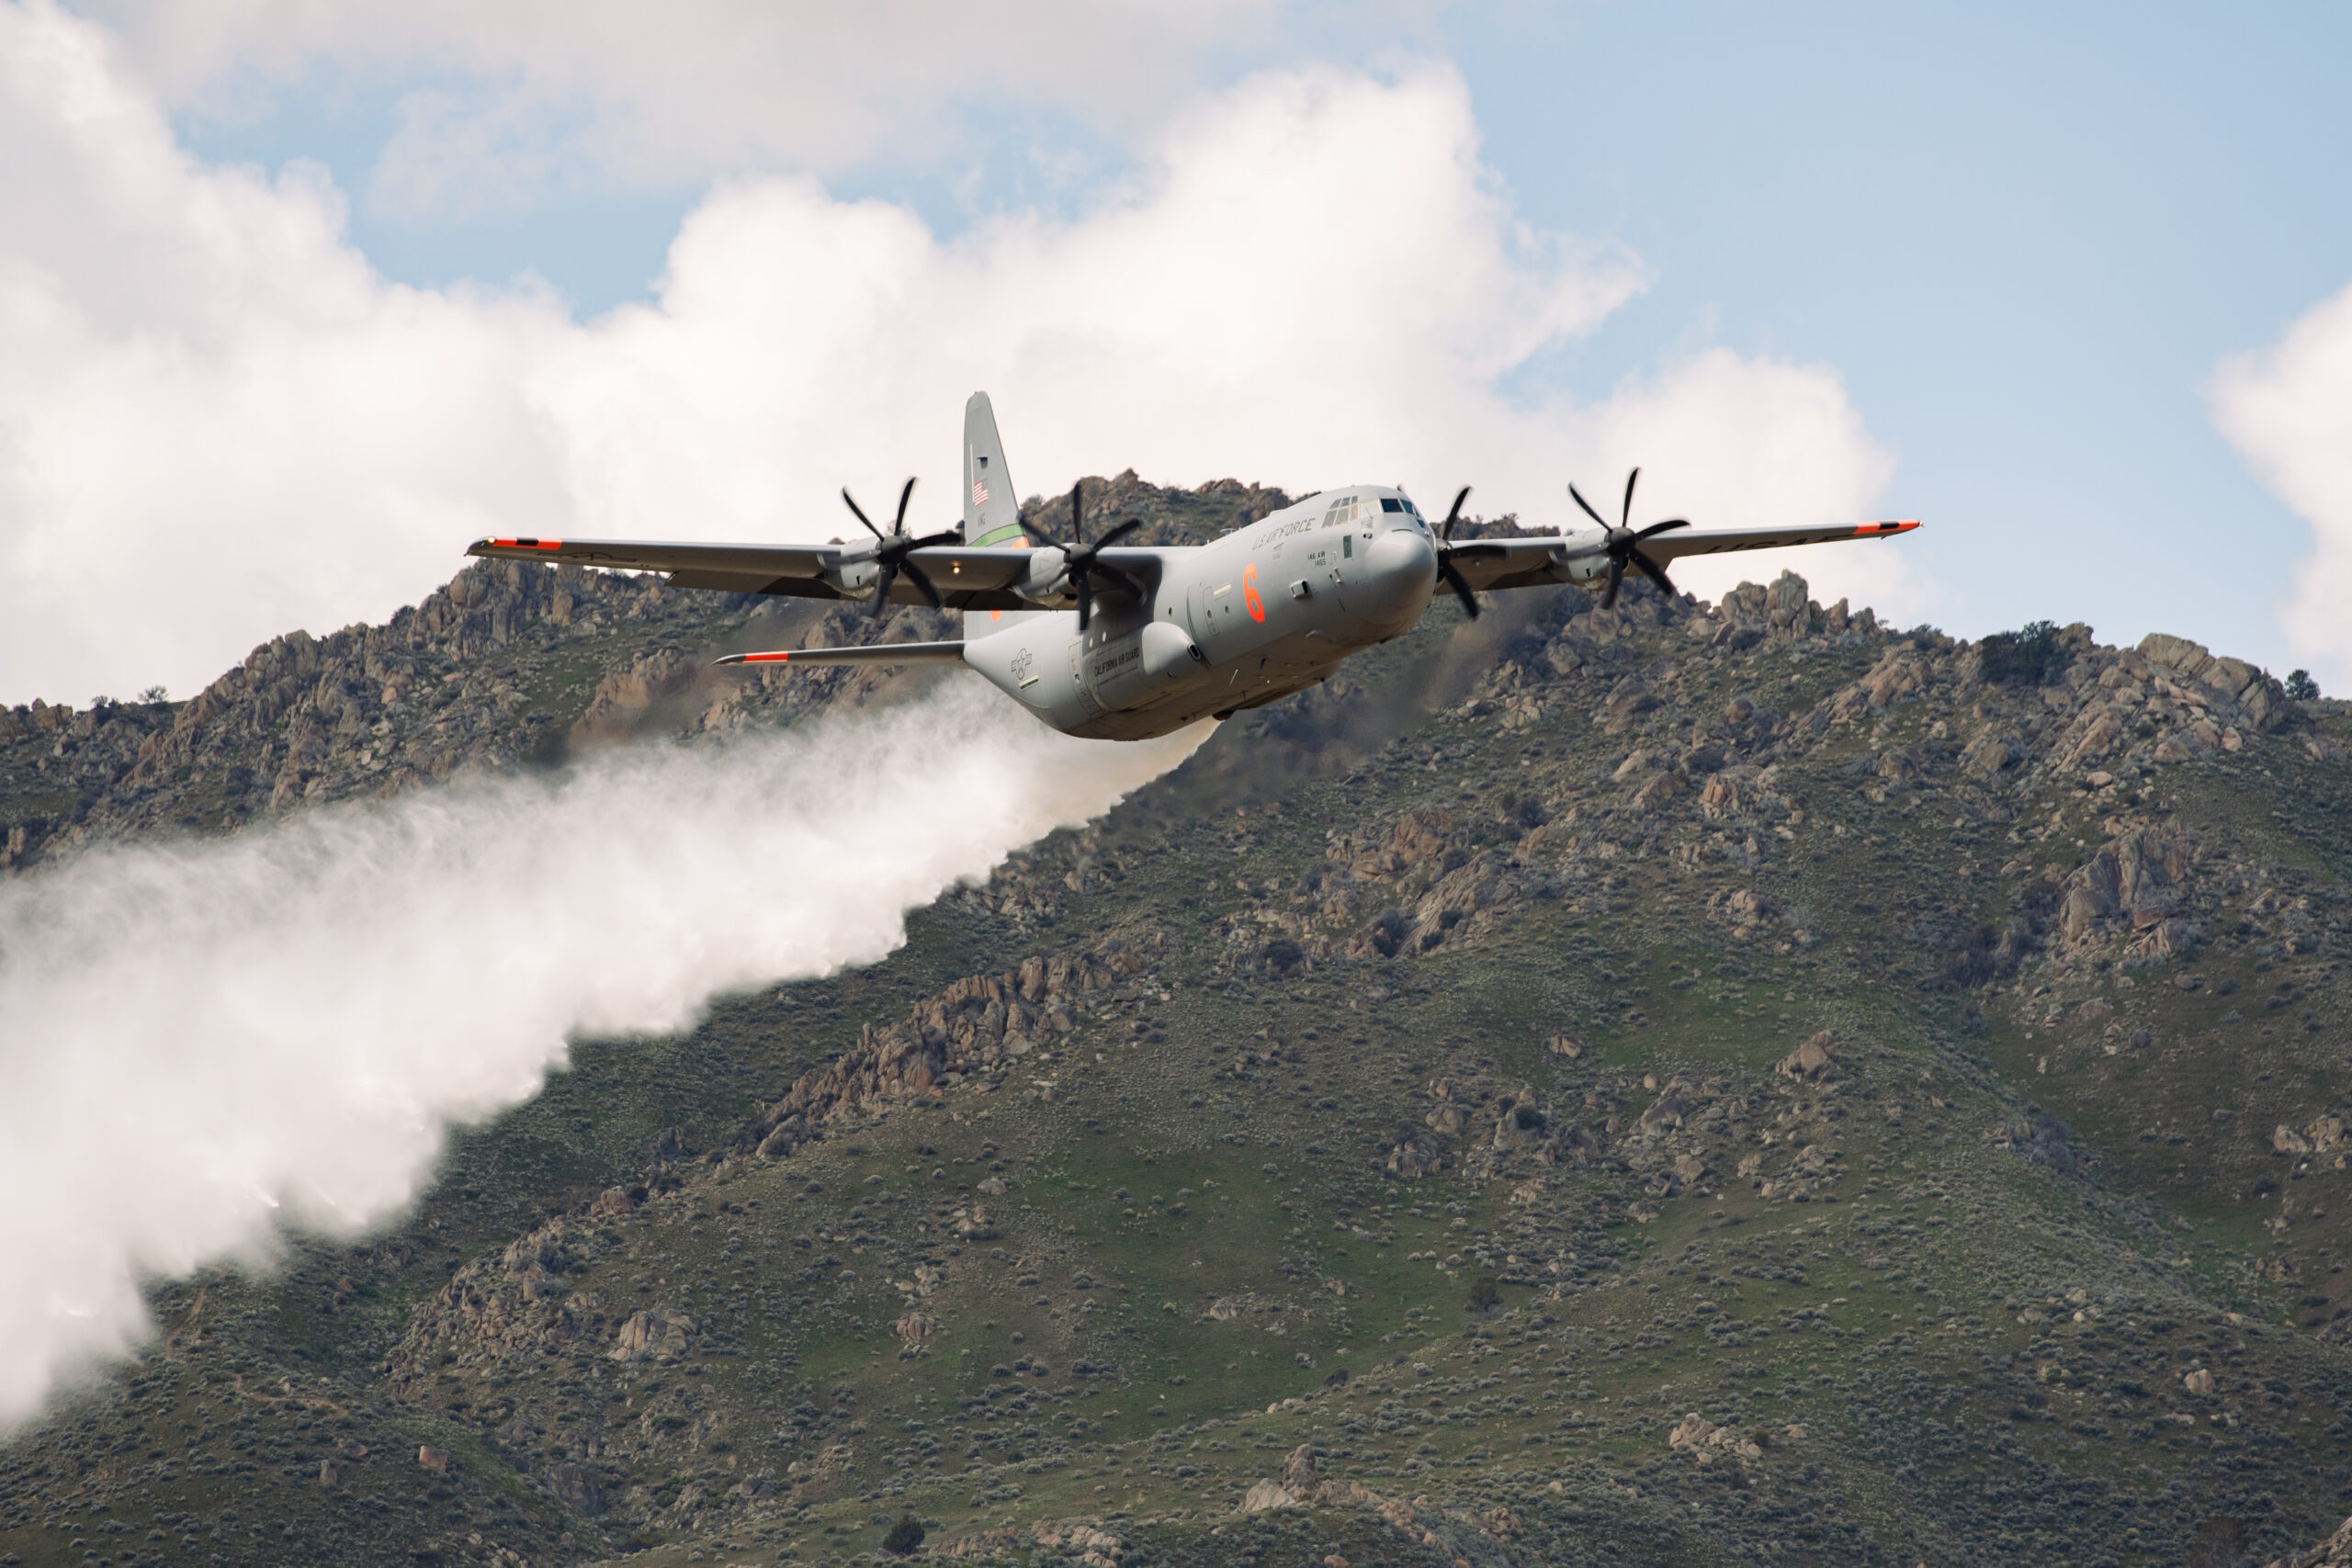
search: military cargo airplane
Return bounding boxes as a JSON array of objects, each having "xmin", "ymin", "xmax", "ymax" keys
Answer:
[{"xmin": 467, "ymin": 393, "xmax": 1918, "ymax": 741}]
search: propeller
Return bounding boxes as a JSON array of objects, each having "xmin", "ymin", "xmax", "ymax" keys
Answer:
[
  {"xmin": 1431, "ymin": 485, "xmax": 1481, "ymax": 620},
  {"xmin": 1568, "ymin": 468, "xmax": 1690, "ymax": 610},
  {"xmin": 842, "ymin": 478, "xmax": 960, "ymax": 619},
  {"xmin": 1018, "ymin": 479, "xmax": 1146, "ymax": 631}
]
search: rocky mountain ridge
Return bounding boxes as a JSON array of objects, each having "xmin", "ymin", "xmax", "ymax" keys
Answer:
[{"xmin": 2, "ymin": 473, "xmax": 2350, "ymax": 1568}]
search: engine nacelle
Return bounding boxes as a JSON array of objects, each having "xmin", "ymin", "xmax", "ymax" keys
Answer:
[{"xmin": 1087, "ymin": 619, "xmax": 1206, "ymax": 710}]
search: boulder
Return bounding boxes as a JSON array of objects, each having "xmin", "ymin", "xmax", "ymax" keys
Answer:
[
  {"xmin": 1961, "ymin": 730, "xmax": 2022, "ymax": 780},
  {"xmin": 1638, "ymin": 1095, "xmax": 1688, "ymax": 1133},
  {"xmin": 609, "ymin": 1308, "xmax": 696, "ymax": 1363},
  {"xmin": 1241, "ymin": 1447, "xmax": 1322, "ymax": 1514},
  {"xmin": 1242, "ymin": 1479, "xmax": 1305, "ymax": 1512},
  {"xmin": 2056, "ymin": 828, "xmax": 2193, "ymax": 949},
  {"xmin": 1631, "ymin": 771, "xmax": 1682, "ymax": 810},
  {"xmin": 541, "ymin": 1461, "xmax": 604, "ymax": 1515},
  {"xmin": 1667, "ymin": 1413, "xmax": 1761, "ymax": 1461},
  {"xmin": 2137, "ymin": 633, "xmax": 2290, "ymax": 729},
  {"xmin": 1778, "ymin": 1032, "xmax": 1838, "ymax": 1079},
  {"xmin": 1283, "ymin": 1443, "xmax": 1319, "ymax": 1494}
]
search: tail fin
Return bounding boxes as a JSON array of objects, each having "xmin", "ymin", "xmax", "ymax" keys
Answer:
[
  {"xmin": 963, "ymin": 392, "xmax": 1024, "ymax": 547},
  {"xmin": 961, "ymin": 391, "xmax": 1045, "ymax": 640}
]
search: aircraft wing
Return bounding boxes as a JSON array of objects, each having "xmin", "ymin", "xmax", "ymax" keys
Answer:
[
  {"xmin": 464, "ymin": 536, "xmax": 1051, "ymax": 609},
  {"xmin": 467, "ymin": 535, "xmax": 841, "ymax": 581},
  {"xmin": 1637, "ymin": 519, "xmax": 1920, "ymax": 563},
  {"xmin": 1442, "ymin": 536, "xmax": 1584, "ymax": 592},
  {"xmin": 1445, "ymin": 520, "xmax": 1919, "ymax": 593}
]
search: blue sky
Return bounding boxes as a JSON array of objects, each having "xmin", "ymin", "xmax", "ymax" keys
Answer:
[
  {"xmin": 8, "ymin": 1, "xmax": 2350, "ymax": 701},
  {"xmin": 1451, "ymin": 2, "xmax": 2352, "ymax": 670}
]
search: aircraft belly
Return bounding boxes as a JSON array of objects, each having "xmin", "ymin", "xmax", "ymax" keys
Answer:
[{"xmin": 964, "ymin": 615, "xmax": 1096, "ymax": 732}]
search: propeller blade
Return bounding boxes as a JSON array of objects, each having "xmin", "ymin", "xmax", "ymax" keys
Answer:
[
  {"xmin": 1091, "ymin": 562, "xmax": 1147, "ymax": 598},
  {"xmin": 1634, "ymin": 517, "xmax": 1690, "ymax": 541},
  {"xmin": 1600, "ymin": 557, "xmax": 1624, "ymax": 610},
  {"xmin": 1569, "ymin": 482, "xmax": 1611, "ymax": 532},
  {"xmin": 893, "ymin": 476, "xmax": 916, "ymax": 534},
  {"xmin": 842, "ymin": 488, "xmax": 883, "ymax": 540},
  {"xmin": 1441, "ymin": 485, "xmax": 1471, "ymax": 542},
  {"xmin": 1436, "ymin": 556, "xmax": 1481, "ymax": 620},
  {"xmin": 1621, "ymin": 467, "xmax": 1640, "ymax": 530},
  {"xmin": 908, "ymin": 528, "xmax": 961, "ymax": 550},
  {"xmin": 867, "ymin": 560, "xmax": 899, "ymax": 619},
  {"xmin": 1630, "ymin": 547, "xmax": 1677, "ymax": 599},
  {"xmin": 1017, "ymin": 518, "xmax": 1062, "ymax": 549},
  {"xmin": 1071, "ymin": 480, "xmax": 1084, "ymax": 547},
  {"xmin": 1076, "ymin": 573, "xmax": 1092, "ymax": 632},
  {"xmin": 899, "ymin": 558, "xmax": 944, "ymax": 610},
  {"xmin": 1091, "ymin": 517, "xmax": 1144, "ymax": 552}
]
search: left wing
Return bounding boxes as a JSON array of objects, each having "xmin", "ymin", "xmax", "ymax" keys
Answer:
[
  {"xmin": 1446, "ymin": 520, "xmax": 1920, "ymax": 593},
  {"xmin": 1639, "ymin": 519, "xmax": 1919, "ymax": 563}
]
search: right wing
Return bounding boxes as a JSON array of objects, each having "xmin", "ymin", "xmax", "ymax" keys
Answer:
[
  {"xmin": 468, "ymin": 535, "xmax": 841, "ymax": 584},
  {"xmin": 465, "ymin": 535, "xmax": 1050, "ymax": 608}
]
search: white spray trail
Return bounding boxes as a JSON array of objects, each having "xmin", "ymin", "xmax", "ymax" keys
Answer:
[{"xmin": 0, "ymin": 677, "xmax": 1207, "ymax": 1427}]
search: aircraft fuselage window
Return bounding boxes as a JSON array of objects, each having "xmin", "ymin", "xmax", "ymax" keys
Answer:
[{"xmin": 1380, "ymin": 497, "xmax": 1402, "ymax": 512}]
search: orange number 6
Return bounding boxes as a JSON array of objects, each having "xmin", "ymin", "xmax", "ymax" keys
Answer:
[{"xmin": 1242, "ymin": 562, "xmax": 1265, "ymax": 623}]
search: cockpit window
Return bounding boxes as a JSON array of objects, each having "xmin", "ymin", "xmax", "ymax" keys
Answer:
[{"xmin": 1380, "ymin": 497, "xmax": 1402, "ymax": 513}]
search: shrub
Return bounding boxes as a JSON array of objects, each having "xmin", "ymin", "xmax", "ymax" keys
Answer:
[
  {"xmin": 2183, "ymin": 1516, "xmax": 2246, "ymax": 1568},
  {"xmin": 1977, "ymin": 620, "xmax": 2067, "ymax": 686},
  {"xmin": 2286, "ymin": 669, "xmax": 2319, "ymax": 701},
  {"xmin": 882, "ymin": 1512, "xmax": 926, "ymax": 1555},
  {"xmin": 1467, "ymin": 1274, "xmax": 1501, "ymax": 1314}
]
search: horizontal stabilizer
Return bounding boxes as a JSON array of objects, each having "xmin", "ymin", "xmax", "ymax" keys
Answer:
[{"xmin": 712, "ymin": 642, "xmax": 967, "ymax": 669}]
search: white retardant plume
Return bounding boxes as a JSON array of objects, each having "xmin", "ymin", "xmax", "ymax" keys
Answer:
[{"xmin": 0, "ymin": 677, "xmax": 1207, "ymax": 1427}]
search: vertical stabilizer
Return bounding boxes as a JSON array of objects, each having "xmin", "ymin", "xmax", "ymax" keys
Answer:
[
  {"xmin": 963, "ymin": 392, "xmax": 1024, "ymax": 547},
  {"xmin": 961, "ymin": 391, "xmax": 1045, "ymax": 640}
]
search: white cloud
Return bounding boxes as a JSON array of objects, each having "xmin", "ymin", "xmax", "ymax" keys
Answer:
[
  {"xmin": 84, "ymin": 0, "xmax": 1300, "ymax": 206},
  {"xmin": 0, "ymin": 3, "xmax": 1909, "ymax": 709},
  {"xmin": 2211, "ymin": 280, "xmax": 2352, "ymax": 693},
  {"xmin": 0, "ymin": 678, "xmax": 1204, "ymax": 1428}
]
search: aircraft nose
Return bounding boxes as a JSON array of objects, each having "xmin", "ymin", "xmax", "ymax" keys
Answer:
[{"xmin": 1352, "ymin": 525, "xmax": 1436, "ymax": 633}]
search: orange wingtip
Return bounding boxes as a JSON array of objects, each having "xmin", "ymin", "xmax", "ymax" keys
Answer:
[
  {"xmin": 1854, "ymin": 520, "xmax": 1921, "ymax": 536},
  {"xmin": 488, "ymin": 536, "xmax": 563, "ymax": 550},
  {"xmin": 731, "ymin": 651, "xmax": 792, "ymax": 663}
]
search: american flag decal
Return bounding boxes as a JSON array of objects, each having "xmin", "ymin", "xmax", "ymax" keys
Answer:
[{"xmin": 971, "ymin": 480, "xmax": 989, "ymax": 507}]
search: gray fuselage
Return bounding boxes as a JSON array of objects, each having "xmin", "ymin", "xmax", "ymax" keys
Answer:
[{"xmin": 959, "ymin": 488, "xmax": 1440, "ymax": 739}]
